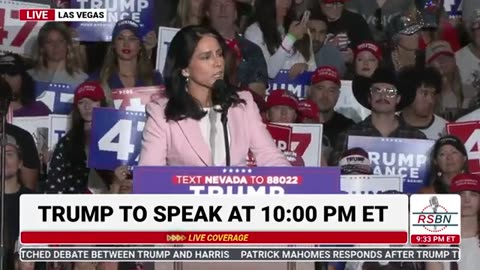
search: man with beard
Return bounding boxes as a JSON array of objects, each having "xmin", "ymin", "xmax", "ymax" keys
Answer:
[
  {"xmin": 308, "ymin": 12, "xmax": 346, "ymax": 76},
  {"xmin": 307, "ymin": 66, "xmax": 354, "ymax": 160},
  {"xmin": 399, "ymin": 66, "xmax": 448, "ymax": 140},
  {"xmin": 331, "ymin": 68, "xmax": 426, "ymax": 164}
]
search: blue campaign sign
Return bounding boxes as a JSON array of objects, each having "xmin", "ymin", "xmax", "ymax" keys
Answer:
[
  {"xmin": 133, "ymin": 166, "xmax": 342, "ymax": 194},
  {"xmin": 35, "ymin": 81, "xmax": 75, "ymax": 114},
  {"xmin": 347, "ymin": 136, "xmax": 435, "ymax": 194},
  {"xmin": 269, "ymin": 70, "xmax": 313, "ymax": 98},
  {"xmin": 70, "ymin": 0, "xmax": 154, "ymax": 41},
  {"xmin": 88, "ymin": 107, "xmax": 146, "ymax": 170}
]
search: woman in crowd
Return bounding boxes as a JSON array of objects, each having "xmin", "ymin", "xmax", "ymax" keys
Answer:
[
  {"xmin": 426, "ymin": 173, "xmax": 480, "ymax": 270},
  {"xmin": 92, "ymin": 19, "xmax": 163, "ymax": 105},
  {"xmin": 138, "ymin": 25, "xmax": 289, "ymax": 167},
  {"xmin": 425, "ymin": 40, "xmax": 476, "ymax": 120},
  {"xmin": 0, "ymin": 53, "xmax": 51, "ymax": 117},
  {"xmin": 421, "ymin": 135, "xmax": 468, "ymax": 194},
  {"xmin": 244, "ymin": 0, "xmax": 312, "ymax": 79},
  {"xmin": 45, "ymin": 81, "xmax": 115, "ymax": 194},
  {"xmin": 28, "ymin": 22, "xmax": 88, "ymax": 87},
  {"xmin": 171, "ymin": 0, "xmax": 206, "ymax": 28},
  {"xmin": 353, "ymin": 42, "xmax": 382, "ymax": 78}
]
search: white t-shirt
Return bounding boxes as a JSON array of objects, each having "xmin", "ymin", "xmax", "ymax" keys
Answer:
[
  {"xmin": 418, "ymin": 115, "xmax": 449, "ymax": 140},
  {"xmin": 442, "ymin": 236, "xmax": 480, "ymax": 270},
  {"xmin": 200, "ymin": 108, "xmax": 231, "ymax": 166},
  {"xmin": 455, "ymin": 45, "xmax": 480, "ymax": 90},
  {"xmin": 244, "ymin": 23, "xmax": 316, "ymax": 79}
]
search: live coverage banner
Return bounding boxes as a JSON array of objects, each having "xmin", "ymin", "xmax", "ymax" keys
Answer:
[
  {"xmin": 133, "ymin": 167, "xmax": 341, "ymax": 194},
  {"xmin": 111, "ymin": 85, "xmax": 165, "ymax": 111},
  {"xmin": 447, "ymin": 121, "xmax": 480, "ymax": 174},
  {"xmin": 35, "ymin": 81, "xmax": 75, "ymax": 114},
  {"xmin": 348, "ymin": 136, "xmax": 435, "ymax": 193},
  {"xmin": 70, "ymin": 0, "xmax": 154, "ymax": 41},
  {"xmin": 0, "ymin": 0, "xmax": 49, "ymax": 55},
  {"xmin": 89, "ymin": 108, "xmax": 145, "ymax": 170},
  {"xmin": 19, "ymin": 194, "xmax": 408, "ymax": 245}
]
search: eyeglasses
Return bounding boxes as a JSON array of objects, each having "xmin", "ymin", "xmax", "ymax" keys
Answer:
[
  {"xmin": 324, "ymin": 2, "xmax": 344, "ymax": 8},
  {"xmin": 370, "ymin": 86, "xmax": 397, "ymax": 98}
]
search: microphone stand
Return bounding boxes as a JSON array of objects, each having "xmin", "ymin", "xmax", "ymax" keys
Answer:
[
  {"xmin": 220, "ymin": 108, "xmax": 230, "ymax": 167},
  {"xmin": 0, "ymin": 98, "xmax": 8, "ymax": 270}
]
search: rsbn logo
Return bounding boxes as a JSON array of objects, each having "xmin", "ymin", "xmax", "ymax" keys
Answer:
[{"xmin": 412, "ymin": 196, "xmax": 459, "ymax": 232}]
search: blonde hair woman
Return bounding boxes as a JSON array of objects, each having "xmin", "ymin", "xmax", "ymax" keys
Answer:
[
  {"xmin": 28, "ymin": 22, "xmax": 88, "ymax": 87},
  {"xmin": 90, "ymin": 19, "xmax": 163, "ymax": 105},
  {"xmin": 170, "ymin": 0, "xmax": 206, "ymax": 28}
]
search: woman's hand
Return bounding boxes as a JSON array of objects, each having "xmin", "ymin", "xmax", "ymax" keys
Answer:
[
  {"xmin": 288, "ymin": 21, "xmax": 307, "ymax": 40},
  {"xmin": 288, "ymin": 63, "xmax": 308, "ymax": 79},
  {"xmin": 111, "ymin": 166, "xmax": 133, "ymax": 194}
]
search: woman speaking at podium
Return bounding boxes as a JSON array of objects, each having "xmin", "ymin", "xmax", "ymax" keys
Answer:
[{"xmin": 138, "ymin": 25, "xmax": 289, "ymax": 167}]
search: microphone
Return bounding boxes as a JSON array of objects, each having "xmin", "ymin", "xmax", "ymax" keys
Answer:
[
  {"xmin": 429, "ymin": 196, "xmax": 439, "ymax": 213},
  {"xmin": 212, "ymin": 79, "xmax": 230, "ymax": 166}
]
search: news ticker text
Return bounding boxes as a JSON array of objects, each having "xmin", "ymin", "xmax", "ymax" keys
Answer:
[{"xmin": 20, "ymin": 247, "xmax": 459, "ymax": 262}]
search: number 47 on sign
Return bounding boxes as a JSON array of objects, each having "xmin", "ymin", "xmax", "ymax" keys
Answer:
[
  {"xmin": 89, "ymin": 108, "xmax": 146, "ymax": 170},
  {"xmin": 447, "ymin": 121, "xmax": 480, "ymax": 174}
]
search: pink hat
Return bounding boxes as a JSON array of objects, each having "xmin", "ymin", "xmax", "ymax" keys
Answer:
[{"xmin": 311, "ymin": 66, "xmax": 341, "ymax": 86}]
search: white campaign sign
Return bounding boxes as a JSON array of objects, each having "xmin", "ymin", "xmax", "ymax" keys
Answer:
[
  {"xmin": 48, "ymin": 114, "xmax": 71, "ymax": 151},
  {"xmin": 12, "ymin": 116, "xmax": 49, "ymax": 151},
  {"xmin": 155, "ymin": 26, "xmax": 179, "ymax": 72},
  {"xmin": 335, "ymin": 80, "xmax": 370, "ymax": 123},
  {"xmin": 0, "ymin": 0, "xmax": 49, "ymax": 55},
  {"xmin": 341, "ymin": 175, "xmax": 403, "ymax": 194},
  {"xmin": 275, "ymin": 123, "xmax": 323, "ymax": 167}
]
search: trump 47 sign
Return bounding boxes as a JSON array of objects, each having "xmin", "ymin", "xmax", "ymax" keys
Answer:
[{"xmin": 447, "ymin": 121, "xmax": 480, "ymax": 174}]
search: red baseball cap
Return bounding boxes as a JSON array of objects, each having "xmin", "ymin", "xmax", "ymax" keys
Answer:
[
  {"xmin": 297, "ymin": 99, "xmax": 319, "ymax": 122},
  {"xmin": 266, "ymin": 89, "xmax": 298, "ymax": 110},
  {"xmin": 74, "ymin": 81, "xmax": 105, "ymax": 104},
  {"xmin": 450, "ymin": 173, "xmax": 480, "ymax": 193},
  {"xmin": 354, "ymin": 42, "xmax": 382, "ymax": 61},
  {"xmin": 311, "ymin": 66, "xmax": 341, "ymax": 86}
]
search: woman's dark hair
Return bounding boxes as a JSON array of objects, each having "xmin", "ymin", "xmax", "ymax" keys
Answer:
[
  {"xmin": 64, "ymin": 99, "xmax": 107, "ymax": 166},
  {"xmin": 17, "ymin": 71, "xmax": 36, "ymax": 106},
  {"xmin": 399, "ymin": 66, "xmax": 443, "ymax": 95},
  {"xmin": 163, "ymin": 25, "xmax": 245, "ymax": 121},
  {"xmin": 428, "ymin": 135, "xmax": 469, "ymax": 193},
  {"xmin": 252, "ymin": 0, "xmax": 295, "ymax": 55}
]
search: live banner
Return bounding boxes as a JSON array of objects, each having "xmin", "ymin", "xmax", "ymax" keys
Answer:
[
  {"xmin": 89, "ymin": 108, "xmax": 145, "ymax": 170},
  {"xmin": 347, "ymin": 136, "xmax": 435, "ymax": 193},
  {"xmin": 111, "ymin": 85, "xmax": 165, "ymax": 112},
  {"xmin": 35, "ymin": 81, "xmax": 75, "ymax": 114},
  {"xmin": 0, "ymin": 0, "xmax": 49, "ymax": 55},
  {"xmin": 70, "ymin": 0, "xmax": 154, "ymax": 41},
  {"xmin": 268, "ymin": 69, "xmax": 312, "ymax": 98},
  {"xmin": 246, "ymin": 124, "xmax": 292, "ymax": 167},
  {"xmin": 340, "ymin": 175, "xmax": 403, "ymax": 194},
  {"xmin": 155, "ymin": 27, "xmax": 179, "ymax": 72},
  {"xmin": 133, "ymin": 166, "xmax": 341, "ymax": 194},
  {"xmin": 13, "ymin": 114, "xmax": 70, "ymax": 152},
  {"xmin": 447, "ymin": 121, "xmax": 480, "ymax": 174}
]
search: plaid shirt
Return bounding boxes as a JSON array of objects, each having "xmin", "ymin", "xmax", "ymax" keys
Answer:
[{"xmin": 330, "ymin": 115, "xmax": 427, "ymax": 165}]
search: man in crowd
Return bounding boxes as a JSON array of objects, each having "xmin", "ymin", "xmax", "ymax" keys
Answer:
[
  {"xmin": 456, "ymin": 9, "xmax": 480, "ymax": 92},
  {"xmin": 307, "ymin": 66, "xmax": 354, "ymax": 157},
  {"xmin": 205, "ymin": 0, "xmax": 269, "ymax": 97},
  {"xmin": 399, "ymin": 66, "xmax": 448, "ymax": 139},
  {"xmin": 331, "ymin": 68, "xmax": 427, "ymax": 164},
  {"xmin": 308, "ymin": 12, "xmax": 346, "ymax": 76}
]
